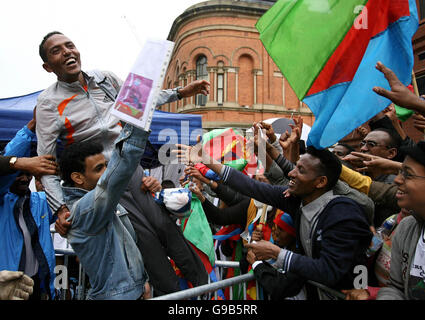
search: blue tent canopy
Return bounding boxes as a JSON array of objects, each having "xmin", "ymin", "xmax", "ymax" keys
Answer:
[{"xmin": 0, "ymin": 91, "xmax": 202, "ymax": 168}]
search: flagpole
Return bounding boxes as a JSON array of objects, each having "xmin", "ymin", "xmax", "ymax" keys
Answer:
[
  {"xmin": 412, "ymin": 70, "xmax": 420, "ymax": 96},
  {"xmin": 412, "ymin": 70, "xmax": 425, "ymax": 137},
  {"xmin": 256, "ymin": 204, "xmax": 268, "ymax": 232}
]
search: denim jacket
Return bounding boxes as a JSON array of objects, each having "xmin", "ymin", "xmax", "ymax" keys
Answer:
[{"xmin": 63, "ymin": 124, "xmax": 150, "ymax": 300}]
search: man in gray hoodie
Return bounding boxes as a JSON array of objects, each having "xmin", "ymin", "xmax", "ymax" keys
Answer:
[
  {"xmin": 376, "ymin": 141, "xmax": 425, "ymax": 300},
  {"xmin": 373, "ymin": 62, "xmax": 425, "ymax": 300}
]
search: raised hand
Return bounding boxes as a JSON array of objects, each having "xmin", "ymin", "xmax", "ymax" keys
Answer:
[
  {"xmin": 173, "ymin": 134, "xmax": 206, "ymax": 165},
  {"xmin": 293, "ymin": 115, "xmax": 303, "ymax": 138},
  {"xmin": 178, "ymin": 80, "xmax": 210, "ymax": 98},
  {"xmin": 258, "ymin": 121, "xmax": 277, "ymax": 143},
  {"xmin": 383, "ymin": 104, "xmax": 398, "ymax": 122},
  {"xmin": 373, "ymin": 62, "xmax": 425, "ymax": 115},
  {"xmin": 279, "ymin": 123, "xmax": 301, "ymax": 163},
  {"xmin": 413, "ymin": 113, "xmax": 425, "ymax": 132},
  {"xmin": 356, "ymin": 126, "xmax": 370, "ymax": 139},
  {"xmin": 174, "ymin": 143, "xmax": 204, "ymax": 165},
  {"xmin": 342, "ymin": 151, "xmax": 401, "ymax": 175}
]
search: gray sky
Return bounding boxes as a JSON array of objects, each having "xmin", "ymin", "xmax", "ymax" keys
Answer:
[{"xmin": 0, "ymin": 0, "xmax": 203, "ymax": 98}]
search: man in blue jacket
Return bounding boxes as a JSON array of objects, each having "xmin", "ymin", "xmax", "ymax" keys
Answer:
[
  {"xmin": 58, "ymin": 124, "xmax": 151, "ymax": 300},
  {"xmin": 0, "ymin": 117, "xmax": 57, "ymax": 299},
  {"xmin": 177, "ymin": 143, "xmax": 372, "ymax": 299}
]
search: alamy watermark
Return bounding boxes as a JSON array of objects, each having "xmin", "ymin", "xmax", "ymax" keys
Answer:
[
  {"xmin": 354, "ymin": 5, "xmax": 368, "ymax": 30},
  {"xmin": 54, "ymin": 265, "xmax": 68, "ymax": 290},
  {"xmin": 156, "ymin": 122, "xmax": 267, "ymax": 176},
  {"xmin": 353, "ymin": 264, "xmax": 369, "ymax": 290}
]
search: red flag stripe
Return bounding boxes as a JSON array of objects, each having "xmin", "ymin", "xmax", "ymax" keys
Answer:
[{"xmin": 307, "ymin": 0, "xmax": 410, "ymax": 96}]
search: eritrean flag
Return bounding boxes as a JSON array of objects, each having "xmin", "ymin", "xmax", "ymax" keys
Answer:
[
  {"xmin": 180, "ymin": 195, "xmax": 225, "ymax": 300},
  {"xmin": 256, "ymin": 0, "xmax": 419, "ymax": 149},
  {"xmin": 181, "ymin": 195, "xmax": 215, "ymax": 266}
]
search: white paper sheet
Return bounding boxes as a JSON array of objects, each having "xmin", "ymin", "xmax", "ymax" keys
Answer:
[{"xmin": 111, "ymin": 38, "xmax": 174, "ymax": 131}]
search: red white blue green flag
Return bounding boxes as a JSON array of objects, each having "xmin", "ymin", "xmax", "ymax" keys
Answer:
[{"xmin": 256, "ymin": 0, "xmax": 419, "ymax": 148}]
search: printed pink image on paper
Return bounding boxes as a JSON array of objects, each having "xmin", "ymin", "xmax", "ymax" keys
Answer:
[{"xmin": 115, "ymin": 73, "xmax": 153, "ymax": 119}]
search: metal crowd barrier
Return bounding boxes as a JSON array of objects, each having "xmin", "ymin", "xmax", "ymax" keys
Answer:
[
  {"xmin": 151, "ymin": 260, "xmax": 258, "ymax": 300},
  {"xmin": 51, "ymin": 230, "xmax": 345, "ymax": 301},
  {"xmin": 150, "ymin": 261, "xmax": 345, "ymax": 300},
  {"xmin": 51, "ymin": 229, "xmax": 87, "ymax": 300},
  {"xmin": 150, "ymin": 272, "xmax": 256, "ymax": 300}
]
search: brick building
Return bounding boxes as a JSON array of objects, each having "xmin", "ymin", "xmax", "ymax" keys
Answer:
[
  {"xmin": 411, "ymin": 0, "xmax": 425, "ymax": 142},
  {"xmin": 162, "ymin": 0, "xmax": 424, "ymax": 143},
  {"xmin": 414, "ymin": 0, "xmax": 425, "ymax": 86},
  {"xmin": 161, "ymin": 0, "xmax": 314, "ymax": 131}
]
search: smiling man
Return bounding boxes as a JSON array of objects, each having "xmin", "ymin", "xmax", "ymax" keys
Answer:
[
  {"xmin": 58, "ymin": 125, "xmax": 151, "ymax": 300},
  {"xmin": 341, "ymin": 61, "xmax": 425, "ymax": 300},
  {"xmin": 35, "ymin": 31, "xmax": 209, "ymax": 296},
  {"xmin": 39, "ymin": 32, "xmax": 83, "ymax": 83},
  {"xmin": 377, "ymin": 141, "xmax": 425, "ymax": 300},
  {"xmin": 36, "ymin": 31, "xmax": 209, "ymax": 217},
  {"xmin": 177, "ymin": 143, "xmax": 372, "ymax": 300}
]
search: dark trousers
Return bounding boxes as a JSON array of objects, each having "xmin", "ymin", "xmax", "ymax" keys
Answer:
[
  {"xmin": 120, "ymin": 166, "xmax": 209, "ymax": 296},
  {"xmin": 28, "ymin": 274, "xmax": 41, "ymax": 300}
]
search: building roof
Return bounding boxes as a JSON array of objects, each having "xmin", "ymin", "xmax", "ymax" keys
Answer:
[{"xmin": 167, "ymin": 0, "xmax": 276, "ymax": 41}]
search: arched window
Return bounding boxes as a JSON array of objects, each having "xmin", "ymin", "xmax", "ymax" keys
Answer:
[
  {"xmin": 196, "ymin": 55, "xmax": 208, "ymax": 106},
  {"xmin": 238, "ymin": 54, "xmax": 254, "ymax": 107}
]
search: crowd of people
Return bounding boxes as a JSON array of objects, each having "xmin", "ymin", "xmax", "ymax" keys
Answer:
[{"xmin": 2, "ymin": 31, "xmax": 425, "ymax": 301}]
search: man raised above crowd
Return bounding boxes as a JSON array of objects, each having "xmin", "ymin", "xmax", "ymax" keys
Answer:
[
  {"xmin": 36, "ymin": 31, "xmax": 209, "ymax": 217},
  {"xmin": 36, "ymin": 31, "xmax": 210, "ymax": 295}
]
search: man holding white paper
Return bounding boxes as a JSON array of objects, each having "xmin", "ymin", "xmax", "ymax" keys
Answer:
[
  {"xmin": 35, "ymin": 31, "xmax": 210, "ymax": 295},
  {"xmin": 36, "ymin": 31, "xmax": 209, "ymax": 216}
]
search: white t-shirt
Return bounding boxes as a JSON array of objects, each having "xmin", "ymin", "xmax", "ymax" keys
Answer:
[{"xmin": 408, "ymin": 227, "xmax": 425, "ymax": 300}]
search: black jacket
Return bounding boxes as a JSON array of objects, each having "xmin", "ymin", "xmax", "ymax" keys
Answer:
[
  {"xmin": 252, "ymin": 262, "xmax": 306, "ymax": 300},
  {"xmin": 221, "ymin": 166, "xmax": 372, "ymax": 297}
]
